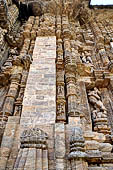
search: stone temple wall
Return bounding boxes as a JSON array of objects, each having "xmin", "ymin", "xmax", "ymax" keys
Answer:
[{"xmin": 0, "ymin": 0, "xmax": 113, "ymax": 169}]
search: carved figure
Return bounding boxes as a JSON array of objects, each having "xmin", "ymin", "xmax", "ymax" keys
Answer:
[
  {"xmin": 0, "ymin": 28, "xmax": 7, "ymax": 45},
  {"xmin": 57, "ymin": 103, "xmax": 64, "ymax": 115},
  {"xmin": 80, "ymin": 53, "xmax": 93, "ymax": 64},
  {"xmin": 9, "ymin": 48, "xmax": 19, "ymax": 56},
  {"xmin": 57, "ymin": 85, "xmax": 64, "ymax": 96},
  {"xmin": 88, "ymin": 87, "xmax": 107, "ymax": 111},
  {"xmin": 80, "ymin": 53, "xmax": 86, "ymax": 63},
  {"xmin": 86, "ymin": 56, "xmax": 93, "ymax": 64},
  {"xmin": 88, "ymin": 87, "xmax": 110, "ymax": 134}
]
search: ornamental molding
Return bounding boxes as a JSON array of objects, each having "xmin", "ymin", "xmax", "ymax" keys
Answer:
[{"xmin": 20, "ymin": 127, "xmax": 48, "ymax": 149}]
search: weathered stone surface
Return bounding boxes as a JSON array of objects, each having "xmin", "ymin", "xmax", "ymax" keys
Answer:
[
  {"xmin": 0, "ymin": 1, "xmax": 113, "ymax": 170},
  {"xmin": 68, "ymin": 127, "xmax": 87, "ymax": 160},
  {"xmin": 85, "ymin": 140, "xmax": 99, "ymax": 150},
  {"xmin": 21, "ymin": 36, "xmax": 56, "ymax": 128},
  {"xmin": 84, "ymin": 131, "xmax": 106, "ymax": 143},
  {"xmin": 88, "ymin": 168, "xmax": 104, "ymax": 170},
  {"xmin": 99, "ymin": 143, "xmax": 112, "ymax": 152}
]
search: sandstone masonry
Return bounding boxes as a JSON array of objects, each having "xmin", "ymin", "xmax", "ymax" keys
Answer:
[{"xmin": 0, "ymin": 0, "xmax": 113, "ymax": 170}]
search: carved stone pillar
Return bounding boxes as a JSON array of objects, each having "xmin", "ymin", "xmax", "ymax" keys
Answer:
[
  {"xmin": 2, "ymin": 73, "xmax": 21, "ymax": 121},
  {"xmin": 14, "ymin": 127, "xmax": 48, "ymax": 169},
  {"xmin": 90, "ymin": 20, "xmax": 104, "ymax": 45},
  {"xmin": 62, "ymin": 14, "xmax": 77, "ymax": 121},
  {"xmin": 56, "ymin": 15, "xmax": 61, "ymax": 40},
  {"xmin": 56, "ymin": 15, "xmax": 66, "ymax": 122},
  {"xmin": 14, "ymin": 70, "xmax": 28, "ymax": 116},
  {"xmin": 56, "ymin": 70, "xmax": 66, "ymax": 122},
  {"xmin": 56, "ymin": 40, "xmax": 66, "ymax": 122},
  {"xmin": 65, "ymin": 72, "xmax": 77, "ymax": 117},
  {"xmin": 2, "ymin": 52, "xmax": 31, "ymax": 121},
  {"xmin": 23, "ymin": 17, "xmax": 34, "ymax": 39},
  {"xmin": 68, "ymin": 127, "xmax": 88, "ymax": 170},
  {"xmin": 0, "ymin": 116, "xmax": 20, "ymax": 170},
  {"xmin": 13, "ymin": 53, "xmax": 31, "ymax": 117}
]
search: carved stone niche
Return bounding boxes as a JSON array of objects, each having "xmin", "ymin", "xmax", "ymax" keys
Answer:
[{"xmin": 20, "ymin": 127, "xmax": 48, "ymax": 149}]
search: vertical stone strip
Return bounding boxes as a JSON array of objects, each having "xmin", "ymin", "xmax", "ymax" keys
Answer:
[
  {"xmin": 68, "ymin": 127, "xmax": 88, "ymax": 170},
  {"xmin": 6, "ymin": 123, "xmax": 20, "ymax": 169},
  {"xmin": 56, "ymin": 15, "xmax": 66, "ymax": 123},
  {"xmin": 56, "ymin": 70, "xmax": 66, "ymax": 122},
  {"xmin": 24, "ymin": 148, "xmax": 36, "ymax": 169},
  {"xmin": 42, "ymin": 150, "xmax": 48, "ymax": 170},
  {"xmin": 55, "ymin": 123, "xmax": 66, "ymax": 170},
  {"xmin": 2, "ymin": 74, "xmax": 21, "ymax": 119},
  {"xmin": 0, "ymin": 116, "xmax": 20, "ymax": 170},
  {"xmin": 36, "ymin": 149, "xmax": 43, "ymax": 170},
  {"xmin": 21, "ymin": 36, "xmax": 56, "ymax": 128},
  {"xmin": 13, "ymin": 149, "xmax": 23, "ymax": 169},
  {"xmin": 14, "ymin": 148, "xmax": 28, "ymax": 169}
]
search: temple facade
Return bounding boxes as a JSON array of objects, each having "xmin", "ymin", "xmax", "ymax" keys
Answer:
[{"xmin": 0, "ymin": 0, "xmax": 113, "ymax": 169}]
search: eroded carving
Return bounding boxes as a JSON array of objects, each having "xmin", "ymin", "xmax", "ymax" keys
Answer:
[
  {"xmin": 20, "ymin": 127, "xmax": 48, "ymax": 149},
  {"xmin": 88, "ymin": 87, "xmax": 110, "ymax": 134},
  {"xmin": 68, "ymin": 127, "xmax": 87, "ymax": 159}
]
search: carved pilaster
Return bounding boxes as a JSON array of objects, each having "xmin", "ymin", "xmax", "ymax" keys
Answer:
[
  {"xmin": 68, "ymin": 127, "xmax": 88, "ymax": 170},
  {"xmin": 1, "ymin": 50, "xmax": 31, "ymax": 120},
  {"xmin": 14, "ymin": 70, "xmax": 28, "ymax": 116},
  {"xmin": 56, "ymin": 15, "xmax": 66, "ymax": 122},
  {"xmin": 2, "ymin": 73, "xmax": 21, "ymax": 120},
  {"xmin": 90, "ymin": 20, "xmax": 104, "ymax": 46},
  {"xmin": 62, "ymin": 14, "xmax": 77, "ymax": 120},
  {"xmin": 56, "ymin": 70, "xmax": 66, "ymax": 122},
  {"xmin": 65, "ymin": 72, "xmax": 77, "ymax": 117},
  {"xmin": 14, "ymin": 128, "xmax": 48, "ymax": 169}
]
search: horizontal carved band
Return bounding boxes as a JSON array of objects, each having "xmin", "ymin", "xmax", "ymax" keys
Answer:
[{"xmin": 20, "ymin": 127, "xmax": 48, "ymax": 149}]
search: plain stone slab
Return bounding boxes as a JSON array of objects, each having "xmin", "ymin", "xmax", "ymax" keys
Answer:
[{"xmin": 20, "ymin": 36, "xmax": 56, "ymax": 130}]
